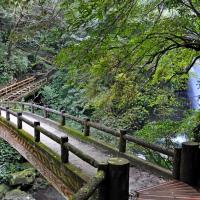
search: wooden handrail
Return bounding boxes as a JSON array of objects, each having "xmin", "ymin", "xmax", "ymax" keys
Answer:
[
  {"xmin": 0, "ymin": 101, "xmax": 174, "ymax": 158},
  {"xmin": 70, "ymin": 170, "xmax": 105, "ymax": 200},
  {"xmin": 4, "ymin": 78, "xmax": 47, "ymax": 101},
  {"xmin": 0, "ymin": 106, "xmax": 100, "ymax": 169},
  {"xmin": 0, "ymin": 77, "xmax": 36, "ymax": 97},
  {"xmin": 124, "ymin": 134, "xmax": 174, "ymax": 157},
  {"xmin": 64, "ymin": 142, "xmax": 100, "ymax": 168}
]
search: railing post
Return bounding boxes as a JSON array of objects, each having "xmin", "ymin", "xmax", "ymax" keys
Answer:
[
  {"xmin": 31, "ymin": 102, "xmax": 35, "ymax": 113},
  {"xmin": 84, "ymin": 117, "xmax": 90, "ymax": 136},
  {"xmin": 43, "ymin": 105, "xmax": 48, "ymax": 118},
  {"xmin": 172, "ymin": 147, "xmax": 182, "ymax": 180},
  {"xmin": 107, "ymin": 158, "xmax": 129, "ymax": 200},
  {"xmin": 180, "ymin": 142, "xmax": 200, "ymax": 186},
  {"xmin": 17, "ymin": 112, "xmax": 22, "ymax": 129},
  {"xmin": 34, "ymin": 122, "xmax": 40, "ymax": 142},
  {"xmin": 6, "ymin": 107, "xmax": 10, "ymax": 121},
  {"xmin": 14, "ymin": 102, "xmax": 17, "ymax": 110},
  {"xmin": 97, "ymin": 162, "xmax": 108, "ymax": 200},
  {"xmin": 119, "ymin": 129, "xmax": 127, "ymax": 153},
  {"xmin": 61, "ymin": 110, "xmax": 66, "ymax": 126},
  {"xmin": 21, "ymin": 98, "xmax": 25, "ymax": 111},
  {"xmin": 61, "ymin": 137, "xmax": 69, "ymax": 163}
]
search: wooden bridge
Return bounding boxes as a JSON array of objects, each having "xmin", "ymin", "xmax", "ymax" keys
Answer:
[
  {"xmin": 0, "ymin": 69, "xmax": 55, "ymax": 102},
  {"xmin": 0, "ymin": 101, "xmax": 200, "ymax": 200}
]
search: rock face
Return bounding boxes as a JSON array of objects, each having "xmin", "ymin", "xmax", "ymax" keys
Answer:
[
  {"xmin": 0, "ymin": 184, "xmax": 10, "ymax": 199},
  {"xmin": 9, "ymin": 168, "xmax": 36, "ymax": 186},
  {"xmin": 3, "ymin": 189, "xmax": 35, "ymax": 200}
]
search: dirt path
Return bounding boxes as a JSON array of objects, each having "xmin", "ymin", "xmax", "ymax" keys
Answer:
[{"xmin": 1, "ymin": 111, "xmax": 166, "ymax": 198}]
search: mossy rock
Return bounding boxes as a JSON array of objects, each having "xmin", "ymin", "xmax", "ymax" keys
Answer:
[
  {"xmin": 9, "ymin": 168, "xmax": 36, "ymax": 186},
  {"xmin": 0, "ymin": 184, "xmax": 10, "ymax": 199},
  {"xmin": 3, "ymin": 189, "xmax": 35, "ymax": 200}
]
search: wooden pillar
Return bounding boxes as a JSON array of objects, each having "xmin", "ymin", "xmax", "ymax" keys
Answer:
[
  {"xmin": 21, "ymin": 98, "xmax": 25, "ymax": 111},
  {"xmin": 107, "ymin": 158, "xmax": 129, "ymax": 200},
  {"xmin": 43, "ymin": 105, "xmax": 48, "ymax": 118},
  {"xmin": 172, "ymin": 147, "xmax": 182, "ymax": 180},
  {"xmin": 61, "ymin": 110, "xmax": 66, "ymax": 126},
  {"xmin": 180, "ymin": 142, "xmax": 200, "ymax": 186},
  {"xmin": 6, "ymin": 107, "xmax": 10, "ymax": 121},
  {"xmin": 84, "ymin": 118, "xmax": 90, "ymax": 136},
  {"xmin": 34, "ymin": 122, "xmax": 40, "ymax": 142},
  {"xmin": 31, "ymin": 102, "xmax": 35, "ymax": 113},
  {"xmin": 17, "ymin": 112, "xmax": 22, "ymax": 129},
  {"xmin": 119, "ymin": 129, "xmax": 127, "ymax": 153},
  {"xmin": 97, "ymin": 162, "xmax": 108, "ymax": 200},
  {"xmin": 61, "ymin": 137, "xmax": 69, "ymax": 163}
]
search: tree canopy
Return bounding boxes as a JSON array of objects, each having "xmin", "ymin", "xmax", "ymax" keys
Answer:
[{"xmin": 1, "ymin": 0, "xmax": 200, "ymax": 133}]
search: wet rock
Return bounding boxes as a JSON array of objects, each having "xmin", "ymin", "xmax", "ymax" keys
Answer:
[
  {"xmin": 9, "ymin": 168, "xmax": 36, "ymax": 186},
  {"xmin": 31, "ymin": 177, "xmax": 48, "ymax": 192},
  {"xmin": 3, "ymin": 189, "xmax": 35, "ymax": 200},
  {"xmin": 0, "ymin": 184, "xmax": 10, "ymax": 199}
]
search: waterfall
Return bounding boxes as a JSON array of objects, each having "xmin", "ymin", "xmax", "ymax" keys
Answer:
[{"xmin": 188, "ymin": 60, "xmax": 200, "ymax": 109}]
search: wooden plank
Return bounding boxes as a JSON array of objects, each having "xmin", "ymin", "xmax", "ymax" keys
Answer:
[{"xmin": 136, "ymin": 180, "xmax": 200, "ymax": 200}]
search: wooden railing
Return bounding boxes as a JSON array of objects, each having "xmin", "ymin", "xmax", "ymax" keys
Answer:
[
  {"xmin": 3, "ymin": 79, "xmax": 48, "ymax": 101},
  {"xmin": 0, "ymin": 101, "xmax": 176, "ymax": 179},
  {"xmin": 0, "ymin": 105, "xmax": 130, "ymax": 200},
  {"xmin": 1, "ymin": 102, "xmax": 200, "ymax": 198},
  {"xmin": 19, "ymin": 102, "xmax": 173, "ymax": 156},
  {"xmin": 0, "ymin": 77, "xmax": 36, "ymax": 97},
  {"xmin": 0, "ymin": 101, "xmax": 175, "ymax": 156}
]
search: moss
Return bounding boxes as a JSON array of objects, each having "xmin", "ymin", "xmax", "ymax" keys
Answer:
[
  {"xmin": 0, "ymin": 184, "xmax": 10, "ymax": 199},
  {"xmin": 59, "ymin": 125, "xmax": 117, "ymax": 152},
  {"xmin": 9, "ymin": 168, "xmax": 36, "ymax": 186},
  {"xmin": 0, "ymin": 117, "xmax": 89, "ymax": 191}
]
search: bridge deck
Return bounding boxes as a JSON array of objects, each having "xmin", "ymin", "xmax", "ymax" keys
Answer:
[
  {"xmin": 136, "ymin": 180, "xmax": 200, "ymax": 199},
  {"xmin": 1, "ymin": 111, "xmax": 166, "ymax": 198}
]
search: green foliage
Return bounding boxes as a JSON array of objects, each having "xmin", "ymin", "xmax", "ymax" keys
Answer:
[
  {"xmin": 0, "ymin": 139, "xmax": 24, "ymax": 183},
  {"xmin": 41, "ymin": 69, "xmax": 86, "ymax": 116},
  {"xmin": 52, "ymin": 0, "xmax": 200, "ymax": 131}
]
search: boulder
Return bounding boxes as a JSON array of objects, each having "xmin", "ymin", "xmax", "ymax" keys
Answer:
[
  {"xmin": 3, "ymin": 189, "xmax": 35, "ymax": 200},
  {"xmin": 9, "ymin": 168, "xmax": 36, "ymax": 186},
  {"xmin": 0, "ymin": 184, "xmax": 10, "ymax": 199}
]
